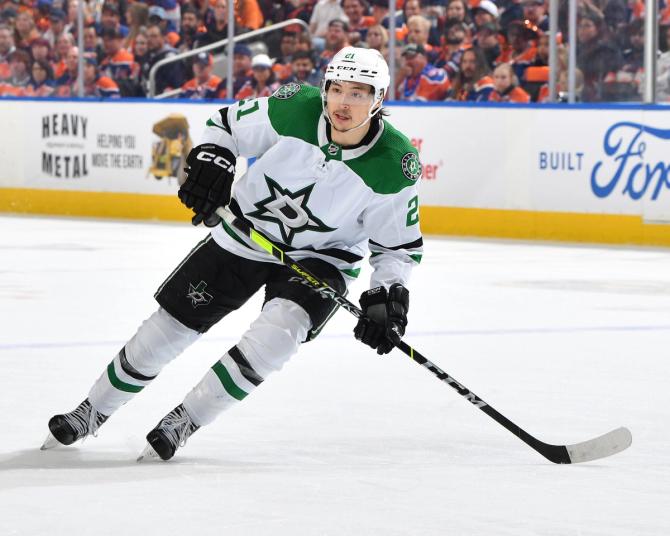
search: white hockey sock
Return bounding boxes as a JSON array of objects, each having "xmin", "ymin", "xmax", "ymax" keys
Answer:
[
  {"xmin": 183, "ymin": 298, "xmax": 310, "ymax": 426},
  {"xmin": 88, "ymin": 307, "xmax": 201, "ymax": 416}
]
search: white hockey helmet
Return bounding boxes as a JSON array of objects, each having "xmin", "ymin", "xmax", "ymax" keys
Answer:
[{"xmin": 322, "ymin": 46, "xmax": 390, "ymax": 128}]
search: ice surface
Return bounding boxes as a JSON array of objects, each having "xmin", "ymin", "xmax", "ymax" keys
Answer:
[{"xmin": 1, "ymin": 215, "xmax": 669, "ymax": 535}]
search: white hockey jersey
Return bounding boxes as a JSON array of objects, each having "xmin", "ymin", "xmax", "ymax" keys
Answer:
[{"xmin": 201, "ymin": 83, "xmax": 423, "ymax": 289}]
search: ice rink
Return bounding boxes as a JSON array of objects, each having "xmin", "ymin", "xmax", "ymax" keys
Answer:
[{"xmin": 1, "ymin": 214, "xmax": 669, "ymax": 536}]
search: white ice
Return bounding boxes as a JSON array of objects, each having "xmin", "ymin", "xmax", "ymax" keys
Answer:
[{"xmin": 1, "ymin": 214, "xmax": 669, "ymax": 536}]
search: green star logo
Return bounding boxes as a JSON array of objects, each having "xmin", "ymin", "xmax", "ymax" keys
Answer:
[{"xmin": 247, "ymin": 175, "xmax": 336, "ymax": 244}]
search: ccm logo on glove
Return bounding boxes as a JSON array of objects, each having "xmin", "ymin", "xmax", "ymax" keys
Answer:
[
  {"xmin": 196, "ymin": 151, "xmax": 235, "ymax": 173},
  {"xmin": 179, "ymin": 144, "xmax": 237, "ymax": 227}
]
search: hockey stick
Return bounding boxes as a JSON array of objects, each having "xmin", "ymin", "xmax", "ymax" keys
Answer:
[{"xmin": 215, "ymin": 207, "xmax": 632, "ymax": 464}]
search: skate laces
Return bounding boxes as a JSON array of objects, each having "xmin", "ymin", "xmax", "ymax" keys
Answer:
[
  {"xmin": 62, "ymin": 401, "xmax": 106, "ymax": 440},
  {"xmin": 158, "ymin": 406, "xmax": 197, "ymax": 449}
]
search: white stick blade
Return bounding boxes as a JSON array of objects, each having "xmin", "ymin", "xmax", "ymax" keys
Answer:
[{"xmin": 566, "ymin": 427, "xmax": 632, "ymax": 463}]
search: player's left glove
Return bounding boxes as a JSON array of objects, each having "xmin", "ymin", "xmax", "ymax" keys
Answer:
[
  {"xmin": 354, "ymin": 284, "xmax": 409, "ymax": 355},
  {"xmin": 179, "ymin": 143, "xmax": 236, "ymax": 226}
]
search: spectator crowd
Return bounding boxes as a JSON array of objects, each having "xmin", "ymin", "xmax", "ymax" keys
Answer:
[{"xmin": 1, "ymin": 0, "xmax": 670, "ymax": 102}]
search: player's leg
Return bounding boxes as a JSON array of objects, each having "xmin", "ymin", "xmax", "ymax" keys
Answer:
[
  {"xmin": 44, "ymin": 235, "xmax": 270, "ymax": 448},
  {"xmin": 142, "ymin": 258, "xmax": 347, "ymax": 460}
]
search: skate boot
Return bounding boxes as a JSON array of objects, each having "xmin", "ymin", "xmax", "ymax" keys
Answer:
[
  {"xmin": 41, "ymin": 399, "xmax": 109, "ymax": 450},
  {"xmin": 137, "ymin": 404, "xmax": 199, "ymax": 461}
]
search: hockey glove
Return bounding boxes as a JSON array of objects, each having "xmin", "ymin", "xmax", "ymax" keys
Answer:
[
  {"xmin": 354, "ymin": 284, "xmax": 409, "ymax": 355},
  {"xmin": 179, "ymin": 144, "xmax": 236, "ymax": 226}
]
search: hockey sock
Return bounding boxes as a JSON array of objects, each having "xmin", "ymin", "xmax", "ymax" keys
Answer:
[
  {"xmin": 183, "ymin": 299, "xmax": 310, "ymax": 426},
  {"xmin": 88, "ymin": 307, "xmax": 200, "ymax": 416}
]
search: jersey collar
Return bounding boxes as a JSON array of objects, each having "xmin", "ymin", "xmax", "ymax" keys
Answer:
[{"xmin": 317, "ymin": 113, "xmax": 385, "ymax": 161}]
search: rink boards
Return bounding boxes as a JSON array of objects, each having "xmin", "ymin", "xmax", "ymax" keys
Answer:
[{"xmin": 0, "ymin": 97, "xmax": 669, "ymax": 246}]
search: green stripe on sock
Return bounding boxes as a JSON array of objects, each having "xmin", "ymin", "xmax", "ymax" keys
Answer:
[
  {"xmin": 341, "ymin": 268, "xmax": 361, "ymax": 278},
  {"xmin": 107, "ymin": 362, "xmax": 144, "ymax": 393},
  {"xmin": 212, "ymin": 362, "xmax": 249, "ymax": 401}
]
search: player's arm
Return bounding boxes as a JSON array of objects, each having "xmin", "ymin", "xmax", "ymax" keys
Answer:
[
  {"xmin": 179, "ymin": 96, "xmax": 279, "ymax": 225},
  {"xmin": 354, "ymin": 185, "xmax": 423, "ymax": 355}
]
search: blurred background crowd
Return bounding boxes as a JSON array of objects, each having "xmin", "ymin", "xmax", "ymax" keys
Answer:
[{"xmin": 1, "ymin": 0, "xmax": 670, "ymax": 102}]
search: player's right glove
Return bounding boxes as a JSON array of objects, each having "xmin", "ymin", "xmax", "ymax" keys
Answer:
[
  {"xmin": 179, "ymin": 144, "xmax": 236, "ymax": 226},
  {"xmin": 354, "ymin": 284, "xmax": 409, "ymax": 355}
]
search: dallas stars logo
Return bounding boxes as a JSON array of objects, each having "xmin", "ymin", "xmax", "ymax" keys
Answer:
[
  {"xmin": 272, "ymin": 82, "xmax": 301, "ymax": 99},
  {"xmin": 401, "ymin": 152, "xmax": 422, "ymax": 181},
  {"xmin": 187, "ymin": 280, "xmax": 213, "ymax": 308},
  {"xmin": 247, "ymin": 175, "xmax": 336, "ymax": 244}
]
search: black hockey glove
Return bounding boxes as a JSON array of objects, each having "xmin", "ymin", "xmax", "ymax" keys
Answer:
[
  {"xmin": 179, "ymin": 144, "xmax": 236, "ymax": 227},
  {"xmin": 354, "ymin": 284, "xmax": 409, "ymax": 355}
]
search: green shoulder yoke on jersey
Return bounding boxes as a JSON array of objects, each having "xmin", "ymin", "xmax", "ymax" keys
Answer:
[
  {"xmin": 345, "ymin": 120, "xmax": 421, "ymax": 195},
  {"xmin": 268, "ymin": 84, "xmax": 321, "ymax": 146},
  {"xmin": 268, "ymin": 84, "xmax": 421, "ymax": 195}
]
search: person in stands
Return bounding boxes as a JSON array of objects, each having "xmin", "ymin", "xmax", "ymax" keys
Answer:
[
  {"xmin": 448, "ymin": 47, "xmax": 494, "ymax": 101},
  {"xmin": 489, "ymin": 62, "xmax": 530, "ymax": 102},
  {"xmin": 25, "ymin": 59, "xmax": 56, "ymax": 97},
  {"xmin": 179, "ymin": 51, "xmax": 221, "ymax": 99},
  {"xmin": 397, "ymin": 43, "xmax": 450, "ymax": 101},
  {"xmin": 235, "ymin": 53, "xmax": 279, "ymax": 99}
]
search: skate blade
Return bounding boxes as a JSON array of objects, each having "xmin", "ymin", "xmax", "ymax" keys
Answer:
[
  {"xmin": 40, "ymin": 432, "xmax": 62, "ymax": 451},
  {"xmin": 137, "ymin": 443, "xmax": 161, "ymax": 462}
]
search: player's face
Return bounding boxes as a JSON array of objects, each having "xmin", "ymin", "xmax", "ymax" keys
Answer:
[{"xmin": 326, "ymin": 81, "xmax": 375, "ymax": 131}]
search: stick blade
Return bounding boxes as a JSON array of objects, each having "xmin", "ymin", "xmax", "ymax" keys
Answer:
[{"xmin": 566, "ymin": 426, "xmax": 632, "ymax": 464}]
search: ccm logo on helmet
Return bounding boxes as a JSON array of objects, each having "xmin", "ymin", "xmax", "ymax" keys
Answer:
[{"xmin": 197, "ymin": 151, "xmax": 235, "ymax": 172}]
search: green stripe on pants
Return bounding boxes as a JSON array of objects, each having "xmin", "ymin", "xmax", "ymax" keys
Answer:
[
  {"xmin": 212, "ymin": 361, "xmax": 249, "ymax": 401},
  {"xmin": 107, "ymin": 362, "xmax": 144, "ymax": 393}
]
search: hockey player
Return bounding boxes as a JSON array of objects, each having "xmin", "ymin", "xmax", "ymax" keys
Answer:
[{"xmin": 42, "ymin": 46, "xmax": 424, "ymax": 461}]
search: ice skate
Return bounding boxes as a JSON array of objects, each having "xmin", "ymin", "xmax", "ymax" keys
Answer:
[
  {"xmin": 138, "ymin": 404, "xmax": 199, "ymax": 461},
  {"xmin": 41, "ymin": 399, "xmax": 109, "ymax": 450}
]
